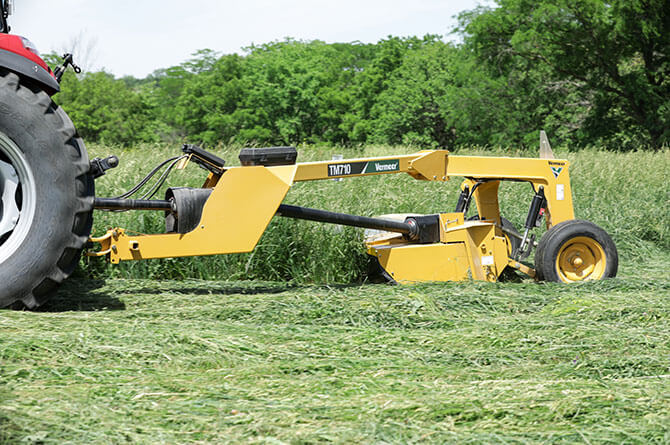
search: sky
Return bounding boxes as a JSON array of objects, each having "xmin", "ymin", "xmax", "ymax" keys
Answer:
[{"xmin": 9, "ymin": 0, "xmax": 490, "ymax": 78}]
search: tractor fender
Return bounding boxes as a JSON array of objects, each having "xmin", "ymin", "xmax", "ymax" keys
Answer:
[{"xmin": 0, "ymin": 48, "xmax": 60, "ymax": 95}]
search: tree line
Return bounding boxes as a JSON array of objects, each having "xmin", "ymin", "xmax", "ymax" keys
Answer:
[{"xmin": 50, "ymin": 0, "xmax": 668, "ymax": 150}]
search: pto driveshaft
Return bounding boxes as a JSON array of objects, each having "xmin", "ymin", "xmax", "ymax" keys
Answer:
[
  {"xmin": 276, "ymin": 204, "xmax": 418, "ymax": 238},
  {"xmin": 93, "ymin": 198, "xmax": 419, "ymax": 238}
]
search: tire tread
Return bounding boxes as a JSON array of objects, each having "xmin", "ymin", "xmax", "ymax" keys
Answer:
[
  {"xmin": 0, "ymin": 70, "xmax": 94, "ymax": 308},
  {"xmin": 534, "ymin": 219, "xmax": 618, "ymax": 283}
]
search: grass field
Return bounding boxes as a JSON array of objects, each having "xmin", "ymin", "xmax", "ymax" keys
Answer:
[{"xmin": 1, "ymin": 145, "xmax": 669, "ymax": 443}]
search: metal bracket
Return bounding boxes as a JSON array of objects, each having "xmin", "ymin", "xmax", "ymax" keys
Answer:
[
  {"xmin": 507, "ymin": 259, "xmax": 536, "ymax": 278},
  {"xmin": 54, "ymin": 53, "xmax": 82, "ymax": 83},
  {"xmin": 182, "ymin": 144, "xmax": 226, "ymax": 175},
  {"xmin": 85, "ymin": 230, "xmax": 116, "ymax": 258}
]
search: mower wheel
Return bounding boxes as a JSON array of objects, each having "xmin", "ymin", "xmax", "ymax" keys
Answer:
[
  {"xmin": 535, "ymin": 220, "xmax": 617, "ymax": 283},
  {"xmin": 0, "ymin": 70, "xmax": 94, "ymax": 308}
]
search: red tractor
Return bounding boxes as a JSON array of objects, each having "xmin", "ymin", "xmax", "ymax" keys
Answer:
[{"xmin": 0, "ymin": 0, "xmax": 94, "ymax": 308}]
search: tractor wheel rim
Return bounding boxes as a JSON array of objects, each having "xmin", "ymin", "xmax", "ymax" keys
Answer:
[
  {"xmin": 0, "ymin": 131, "xmax": 37, "ymax": 264},
  {"xmin": 555, "ymin": 236, "xmax": 606, "ymax": 282}
]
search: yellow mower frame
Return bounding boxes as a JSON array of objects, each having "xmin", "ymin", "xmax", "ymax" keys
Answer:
[{"xmin": 86, "ymin": 146, "xmax": 614, "ymax": 284}]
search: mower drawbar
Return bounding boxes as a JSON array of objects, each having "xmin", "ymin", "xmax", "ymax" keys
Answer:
[{"xmin": 93, "ymin": 197, "xmax": 430, "ymax": 241}]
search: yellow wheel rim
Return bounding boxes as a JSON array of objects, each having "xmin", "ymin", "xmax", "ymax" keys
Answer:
[{"xmin": 555, "ymin": 236, "xmax": 607, "ymax": 282}]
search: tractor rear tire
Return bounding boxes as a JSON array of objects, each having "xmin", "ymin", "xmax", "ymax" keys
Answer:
[
  {"xmin": 0, "ymin": 70, "xmax": 94, "ymax": 308},
  {"xmin": 534, "ymin": 220, "xmax": 617, "ymax": 283}
]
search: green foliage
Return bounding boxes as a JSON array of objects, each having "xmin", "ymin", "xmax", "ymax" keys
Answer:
[
  {"xmin": 44, "ymin": 1, "xmax": 668, "ymax": 150},
  {"xmin": 343, "ymin": 36, "xmax": 432, "ymax": 144},
  {"xmin": 54, "ymin": 71, "xmax": 159, "ymax": 146},
  {"xmin": 368, "ymin": 37, "xmax": 457, "ymax": 148},
  {"xmin": 459, "ymin": 0, "xmax": 670, "ymax": 148}
]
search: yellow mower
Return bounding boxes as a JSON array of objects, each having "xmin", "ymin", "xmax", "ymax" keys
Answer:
[{"xmin": 87, "ymin": 136, "xmax": 617, "ymax": 285}]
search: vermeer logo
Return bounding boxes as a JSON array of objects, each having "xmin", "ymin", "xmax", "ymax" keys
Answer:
[
  {"xmin": 548, "ymin": 161, "xmax": 565, "ymax": 178},
  {"xmin": 368, "ymin": 160, "xmax": 399, "ymax": 173}
]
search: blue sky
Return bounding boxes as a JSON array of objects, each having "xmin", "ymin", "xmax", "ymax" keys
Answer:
[{"xmin": 11, "ymin": 0, "xmax": 491, "ymax": 78}]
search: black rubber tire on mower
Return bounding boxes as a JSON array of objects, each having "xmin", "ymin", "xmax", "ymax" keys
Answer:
[
  {"xmin": 534, "ymin": 219, "xmax": 617, "ymax": 283},
  {"xmin": 0, "ymin": 70, "xmax": 94, "ymax": 309}
]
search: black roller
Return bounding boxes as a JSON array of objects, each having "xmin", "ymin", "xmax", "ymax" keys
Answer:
[{"xmin": 165, "ymin": 187, "xmax": 213, "ymax": 234}]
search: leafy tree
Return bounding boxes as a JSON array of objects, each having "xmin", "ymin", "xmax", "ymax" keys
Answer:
[
  {"xmin": 176, "ymin": 53, "xmax": 246, "ymax": 144},
  {"xmin": 174, "ymin": 39, "xmax": 370, "ymax": 146},
  {"xmin": 55, "ymin": 71, "xmax": 158, "ymax": 146},
  {"xmin": 142, "ymin": 51, "xmax": 221, "ymax": 141},
  {"xmin": 368, "ymin": 41, "xmax": 456, "ymax": 148},
  {"xmin": 237, "ymin": 39, "xmax": 359, "ymax": 145},
  {"xmin": 44, "ymin": 7, "xmax": 668, "ymax": 151},
  {"xmin": 344, "ymin": 36, "xmax": 440, "ymax": 144},
  {"xmin": 459, "ymin": 0, "xmax": 670, "ymax": 148}
]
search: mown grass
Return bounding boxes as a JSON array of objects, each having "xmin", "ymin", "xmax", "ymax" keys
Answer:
[
  {"xmin": 1, "ymin": 145, "xmax": 668, "ymax": 443},
  {"xmin": 83, "ymin": 144, "xmax": 670, "ymax": 282},
  {"xmin": 1, "ymin": 269, "xmax": 668, "ymax": 443}
]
